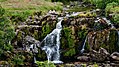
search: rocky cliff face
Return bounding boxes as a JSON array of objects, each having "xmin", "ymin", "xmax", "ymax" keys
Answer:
[{"xmin": 9, "ymin": 10, "xmax": 119, "ymax": 66}]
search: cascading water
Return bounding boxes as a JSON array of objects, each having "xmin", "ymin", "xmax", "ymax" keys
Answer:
[
  {"xmin": 117, "ymin": 31, "xmax": 119, "ymax": 48},
  {"xmin": 102, "ymin": 17, "xmax": 115, "ymax": 29},
  {"xmin": 30, "ymin": 44, "xmax": 38, "ymax": 63},
  {"xmin": 42, "ymin": 18, "xmax": 63, "ymax": 64},
  {"xmin": 95, "ymin": 17, "xmax": 115, "ymax": 29},
  {"xmin": 102, "ymin": 17, "xmax": 119, "ymax": 50},
  {"xmin": 80, "ymin": 35, "xmax": 88, "ymax": 54}
]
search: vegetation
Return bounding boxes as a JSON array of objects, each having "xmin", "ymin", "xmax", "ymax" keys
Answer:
[
  {"xmin": 0, "ymin": 0, "xmax": 63, "ymax": 22},
  {"xmin": 83, "ymin": 0, "xmax": 119, "ymax": 9},
  {"xmin": 61, "ymin": 27, "xmax": 76, "ymax": 57},
  {"xmin": 0, "ymin": 0, "xmax": 119, "ymax": 66},
  {"xmin": 13, "ymin": 54, "xmax": 25, "ymax": 65},
  {"xmin": 114, "ymin": 14, "xmax": 119, "ymax": 24},
  {"xmin": 82, "ymin": 0, "xmax": 119, "ymax": 24},
  {"xmin": 105, "ymin": 2, "xmax": 119, "ymax": 24},
  {"xmin": 105, "ymin": 2, "xmax": 118, "ymax": 13},
  {"xmin": 36, "ymin": 61, "xmax": 56, "ymax": 67},
  {"xmin": 0, "ymin": 6, "xmax": 15, "ymax": 53},
  {"xmin": 41, "ymin": 22, "xmax": 52, "ymax": 39}
]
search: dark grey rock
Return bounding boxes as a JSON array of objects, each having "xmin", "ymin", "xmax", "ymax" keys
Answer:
[
  {"xmin": 110, "ymin": 52, "xmax": 119, "ymax": 61},
  {"xmin": 77, "ymin": 56, "xmax": 90, "ymax": 62}
]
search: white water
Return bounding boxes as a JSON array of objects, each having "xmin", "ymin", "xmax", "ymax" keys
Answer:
[
  {"xmin": 102, "ymin": 17, "xmax": 115, "ymax": 29},
  {"xmin": 41, "ymin": 12, "xmax": 80, "ymax": 63},
  {"xmin": 29, "ymin": 44, "xmax": 38, "ymax": 63},
  {"xmin": 95, "ymin": 17, "xmax": 115, "ymax": 29},
  {"xmin": 102, "ymin": 18, "xmax": 119, "ymax": 48},
  {"xmin": 42, "ymin": 18, "xmax": 63, "ymax": 64},
  {"xmin": 117, "ymin": 31, "xmax": 119, "ymax": 46},
  {"xmin": 80, "ymin": 35, "xmax": 88, "ymax": 53},
  {"xmin": 70, "ymin": 12, "xmax": 82, "ymax": 17}
]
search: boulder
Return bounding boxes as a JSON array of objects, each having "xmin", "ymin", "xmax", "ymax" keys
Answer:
[
  {"xmin": 25, "ymin": 36, "xmax": 40, "ymax": 44},
  {"xmin": 77, "ymin": 56, "xmax": 90, "ymax": 62},
  {"xmin": 89, "ymin": 48, "xmax": 110, "ymax": 62},
  {"xmin": 110, "ymin": 52, "xmax": 119, "ymax": 61}
]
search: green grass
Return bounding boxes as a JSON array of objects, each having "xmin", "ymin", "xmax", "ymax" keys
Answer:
[
  {"xmin": 0, "ymin": 0, "xmax": 63, "ymax": 22},
  {"xmin": 66, "ymin": 6, "xmax": 93, "ymax": 12},
  {"xmin": 0, "ymin": 0, "xmax": 62, "ymax": 11},
  {"xmin": 0, "ymin": 0, "xmax": 7, "ymax": 2}
]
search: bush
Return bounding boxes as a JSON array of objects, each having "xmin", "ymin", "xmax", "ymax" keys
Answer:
[
  {"xmin": 61, "ymin": 27, "xmax": 76, "ymax": 57},
  {"xmin": 36, "ymin": 61, "xmax": 56, "ymax": 67},
  {"xmin": 105, "ymin": 2, "xmax": 119, "ymax": 24},
  {"xmin": 0, "ymin": 6, "xmax": 15, "ymax": 52},
  {"xmin": 89, "ymin": 0, "xmax": 108, "ymax": 9},
  {"xmin": 86, "ymin": 0, "xmax": 119, "ymax": 9},
  {"xmin": 105, "ymin": 2, "xmax": 118, "ymax": 13},
  {"xmin": 13, "ymin": 54, "xmax": 25, "ymax": 65},
  {"xmin": 114, "ymin": 14, "xmax": 119, "ymax": 24}
]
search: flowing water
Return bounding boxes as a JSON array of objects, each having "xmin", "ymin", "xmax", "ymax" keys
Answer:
[
  {"xmin": 102, "ymin": 17, "xmax": 115, "ymax": 29},
  {"xmin": 30, "ymin": 44, "xmax": 38, "ymax": 63},
  {"xmin": 102, "ymin": 17, "xmax": 119, "ymax": 49},
  {"xmin": 42, "ymin": 18, "xmax": 63, "ymax": 63},
  {"xmin": 41, "ymin": 12, "xmax": 81, "ymax": 63},
  {"xmin": 80, "ymin": 35, "xmax": 88, "ymax": 53},
  {"xmin": 117, "ymin": 31, "xmax": 119, "ymax": 48},
  {"xmin": 95, "ymin": 17, "xmax": 115, "ymax": 29}
]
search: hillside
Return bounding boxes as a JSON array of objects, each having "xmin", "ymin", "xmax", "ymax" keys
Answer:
[{"xmin": 0, "ymin": 0, "xmax": 63, "ymax": 21}]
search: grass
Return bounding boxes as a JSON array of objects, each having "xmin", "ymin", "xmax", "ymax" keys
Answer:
[
  {"xmin": 0, "ymin": 0, "xmax": 63, "ymax": 11},
  {"xmin": 67, "ymin": 6, "xmax": 92, "ymax": 12},
  {"xmin": 0, "ymin": 0, "xmax": 63, "ymax": 22}
]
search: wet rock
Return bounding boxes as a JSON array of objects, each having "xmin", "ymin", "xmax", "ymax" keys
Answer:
[
  {"xmin": 25, "ymin": 36, "xmax": 40, "ymax": 44},
  {"xmin": 99, "ymin": 48, "xmax": 110, "ymax": 56},
  {"xmin": 89, "ymin": 48, "xmax": 110, "ymax": 62},
  {"xmin": 77, "ymin": 56, "xmax": 90, "ymax": 62},
  {"xmin": 24, "ymin": 36, "xmax": 41, "ymax": 52},
  {"xmin": 48, "ymin": 10, "xmax": 59, "ymax": 15},
  {"xmin": 108, "ymin": 13, "xmax": 115, "ymax": 19},
  {"xmin": 110, "ymin": 52, "xmax": 119, "ymax": 61},
  {"xmin": 95, "ymin": 9, "xmax": 102, "ymax": 16},
  {"xmin": 65, "ymin": 63, "xmax": 75, "ymax": 67},
  {"xmin": 75, "ymin": 64, "xmax": 81, "ymax": 67},
  {"xmin": 110, "ymin": 63, "xmax": 119, "ymax": 67},
  {"xmin": 80, "ymin": 18, "xmax": 87, "ymax": 24},
  {"xmin": 0, "ymin": 61, "xmax": 10, "ymax": 66}
]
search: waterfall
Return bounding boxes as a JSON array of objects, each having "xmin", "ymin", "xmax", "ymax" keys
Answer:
[
  {"xmin": 95, "ymin": 17, "xmax": 115, "ymax": 29},
  {"xmin": 42, "ymin": 18, "xmax": 63, "ymax": 64},
  {"xmin": 30, "ymin": 44, "xmax": 38, "ymax": 63},
  {"xmin": 80, "ymin": 35, "xmax": 88, "ymax": 54},
  {"xmin": 102, "ymin": 17, "xmax": 115, "ymax": 29},
  {"xmin": 117, "ymin": 31, "xmax": 119, "ymax": 48}
]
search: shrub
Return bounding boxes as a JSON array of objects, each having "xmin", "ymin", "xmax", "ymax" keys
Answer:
[
  {"xmin": 105, "ymin": 2, "xmax": 119, "ymax": 24},
  {"xmin": 61, "ymin": 27, "xmax": 76, "ymax": 57},
  {"xmin": 105, "ymin": 2, "xmax": 118, "ymax": 13},
  {"xmin": 86, "ymin": 0, "xmax": 119, "ymax": 9},
  {"xmin": 114, "ymin": 14, "xmax": 119, "ymax": 24},
  {"xmin": 36, "ymin": 61, "xmax": 56, "ymax": 67},
  {"xmin": 0, "ymin": 6, "xmax": 15, "ymax": 52},
  {"xmin": 13, "ymin": 54, "xmax": 25, "ymax": 65}
]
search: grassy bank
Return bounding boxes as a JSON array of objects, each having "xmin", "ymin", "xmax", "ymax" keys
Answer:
[{"xmin": 0, "ymin": 0, "xmax": 63, "ymax": 21}]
